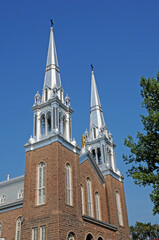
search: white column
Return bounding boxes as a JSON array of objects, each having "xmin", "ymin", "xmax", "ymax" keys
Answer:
[
  {"xmin": 101, "ymin": 145, "xmax": 104, "ymax": 165},
  {"xmin": 51, "ymin": 109, "xmax": 53, "ymax": 132},
  {"xmin": 54, "ymin": 107, "xmax": 56, "ymax": 130},
  {"xmin": 65, "ymin": 113, "xmax": 70, "ymax": 141},
  {"xmin": 60, "ymin": 115, "xmax": 63, "ymax": 135},
  {"xmin": 110, "ymin": 149, "xmax": 115, "ymax": 171},
  {"xmin": 113, "ymin": 151, "xmax": 117, "ymax": 171},
  {"xmin": 37, "ymin": 112, "xmax": 41, "ymax": 141}
]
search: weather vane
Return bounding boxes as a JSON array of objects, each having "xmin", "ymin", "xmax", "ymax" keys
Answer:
[
  {"xmin": 50, "ymin": 19, "xmax": 54, "ymax": 27},
  {"xmin": 91, "ymin": 64, "xmax": 94, "ymax": 71}
]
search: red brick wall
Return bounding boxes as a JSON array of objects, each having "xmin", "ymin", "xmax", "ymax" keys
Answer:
[
  {"xmin": 105, "ymin": 175, "xmax": 131, "ymax": 239},
  {"xmin": 21, "ymin": 141, "xmax": 84, "ymax": 239},
  {"xmin": 0, "ymin": 207, "xmax": 22, "ymax": 240},
  {"xmin": 0, "ymin": 141, "xmax": 131, "ymax": 239},
  {"xmin": 80, "ymin": 160, "xmax": 108, "ymax": 223}
]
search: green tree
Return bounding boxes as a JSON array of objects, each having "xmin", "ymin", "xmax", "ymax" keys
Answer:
[
  {"xmin": 130, "ymin": 222, "xmax": 159, "ymax": 240},
  {"xmin": 123, "ymin": 71, "xmax": 159, "ymax": 214}
]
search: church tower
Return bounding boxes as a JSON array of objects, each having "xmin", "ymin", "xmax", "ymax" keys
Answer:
[
  {"xmin": 82, "ymin": 68, "xmax": 130, "ymax": 238},
  {"xmin": 21, "ymin": 25, "xmax": 83, "ymax": 240},
  {"xmin": 31, "ymin": 25, "xmax": 72, "ymax": 144},
  {"xmin": 84, "ymin": 69, "xmax": 121, "ymax": 177}
]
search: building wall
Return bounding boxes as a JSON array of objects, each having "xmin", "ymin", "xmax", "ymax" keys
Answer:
[
  {"xmin": 0, "ymin": 142, "xmax": 130, "ymax": 239},
  {"xmin": 0, "ymin": 207, "xmax": 22, "ymax": 240},
  {"xmin": 105, "ymin": 175, "xmax": 131, "ymax": 239},
  {"xmin": 80, "ymin": 160, "xmax": 108, "ymax": 222},
  {"xmin": 21, "ymin": 141, "xmax": 84, "ymax": 239}
]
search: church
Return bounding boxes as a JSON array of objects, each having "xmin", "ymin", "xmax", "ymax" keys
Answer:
[{"xmin": 0, "ymin": 25, "xmax": 130, "ymax": 240}]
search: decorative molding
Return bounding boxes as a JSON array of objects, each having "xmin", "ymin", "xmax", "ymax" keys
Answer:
[
  {"xmin": 102, "ymin": 169, "xmax": 124, "ymax": 182},
  {"xmin": 0, "ymin": 176, "xmax": 24, "ymax": 187},
  {"xmin": 80, "ymin": 151, "xmax": 105, "ymax": 185},
  {"xmin": 24, "ymin": 133, "xmax": 81, "ymax": 154},
  {"xmin": 82, "ymin": 215, "xmax": 118, "ymax": 231},
  {"xmin": 0, "ymin": 200, "xmax": 23, "ymax": 213}
]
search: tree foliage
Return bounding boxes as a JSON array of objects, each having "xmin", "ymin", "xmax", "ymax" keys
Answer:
[
  {"xmin": 130, "ymin": 222, "xmax": 159, "ymax": 240},
  {"xmin": 123, "ymin": 71, "xmax": 159, "ymax": 214}
]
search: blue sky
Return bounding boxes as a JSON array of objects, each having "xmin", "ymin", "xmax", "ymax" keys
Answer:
[{"xmin": 0, "ymin": 0, "xmax": 159, "ymax": 226}]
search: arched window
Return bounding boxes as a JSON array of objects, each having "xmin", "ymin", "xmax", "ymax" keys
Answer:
[
  {"xmin": 66, "ymin": 163, "xmax": 72, "ymax": 205},
  {"xmin": 40, "ymin": 225, "xmax": 46, "ymax": 240},
  {"xmin": 67, "ymin": 232, "xmax": 75, "ymax": 240},
  {"xmin": 17, "ymin": 189, "xmax": 24, "ymax": 199},
  {"xmin": 32, "ymin": 227, "xmax": 38, "ymax": 240},
  {"xmin": 15, "ymin": 217, "xmax": 22, "ymax": 240},
  {"xmin": 0, "ymin": 195, "xmax": 6, "ymax": 204},
  {"xmin": 41, "ymin": 114, "xmax": 45, "ymax": 135},
  {"xmin": 34, "ymin": 114, "xmax": 37, "ymax": 137},
  {"xmin": 95, "ymin": 192, "xmax": 100, "ymax": 220},
  {"xmin": 98, "ymin": 237, "xmax": 103, "ymax": 240},
  {"xmin": 93, "ymin": 127, "xmax": 96, "ymax": 139},
  {"xmin": 92, "ymin": 149, "xmax": 95, "ymax": 159},
  {"xmin": 37, "ymin": 162, "xmax": 46, "ymax": 205},
  {"xmin": 86, "ymin": 178, "xmax": 93, "ymax": 217},
  {"xmin": 97, "ymin": 148, "xmax": 102, "ymax": 165},
  {"xmin": 45, "ymin": 88, "xmax": 48, "ymax": 101},
  {"xmin": 81, "ymin": 185, "xmax": 84, "ymax": 214},
  {"xmin": 116, "ymin": 192, "xmax": 123, "ymax": 226},
  {"xmin": 0, "ymin": 222, "xmax": 2, "ymax": 237},
  {"xmin": 46, "ymin": 111, "xmax": 51, "ymax": 132},
  {"xmin": 86, "ymin": 233, "xmax": 94, "ymax": 240}
]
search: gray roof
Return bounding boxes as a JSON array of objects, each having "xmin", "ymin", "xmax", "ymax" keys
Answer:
[{"xmin": 0, "ymin": 175, "xmax": 24, "ymax": 213}]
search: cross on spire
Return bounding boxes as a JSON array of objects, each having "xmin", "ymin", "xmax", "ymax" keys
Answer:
[
  {"xmin": 91, "ymin": 64, "xmax": 94, "ymax": 71},
  {"xmin": 50, "ymin": 19, "xmax": 54, "ymax": 27}
]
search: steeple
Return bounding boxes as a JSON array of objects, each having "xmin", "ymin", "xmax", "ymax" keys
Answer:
[
  {"xmin": 44, "ymin": 26, "xmax": 61, "ymax": 90},
  {"xmin": 25, "ymin": 24, "xmax": 74, "ymax": 148},
  {"xmin": 83, "ymin": 67, "xmax": 120, "ymax": 176},
  {"xmin": 90, "ymin": 70, "xmax": 106, "ymax": 138}
]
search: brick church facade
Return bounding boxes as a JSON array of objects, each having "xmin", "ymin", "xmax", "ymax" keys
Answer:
[{"xmin": 0, "ymin": 25, "xmax": 130, "ymax": 240}]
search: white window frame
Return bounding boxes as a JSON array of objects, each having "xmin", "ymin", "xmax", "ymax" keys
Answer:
[
  {"xmin": 32, "ymin": 227, "xmax": 38, "ymax": 240},
  {"xmin": 15, "ymin": 217, "xmax": 22, "ymax": 240},
  {"xmin": 86, "ymin": 178, "xmax": 93, "ymax": 217},
  {"xmin": 95, "ymin": 192, "xmax": 101, "ymax": 220},
  {"xmin": 81, "ymin": 185, "xmax": 85, "ymax": 214},
  {"xmin": 17, "ymin": 189, "xmax": 24, "ymax": 199},
  {"xmin": 116, "ymin": 192, "xmax": 123, "ymax": 226},
  {"xmin": 66, "ymin": 163, "xmax": 72, "ymax": 205},
  {"xmin": 37, "ymin": 162, "xmax": 46, "ymax": 205},
  {"xmin": 0, "ymin": 195, "xmax": 6, "ymax": 204},
  {"xmin": 40, "ymin": 225, "xmax": 46, "ymax": 240}
]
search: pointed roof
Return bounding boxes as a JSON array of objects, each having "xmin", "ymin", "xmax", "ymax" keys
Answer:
[
  {"xmin": 44, "ymin": 27, "xmax": 61, "ymax": 89},
  {"xmin": 90, "ymin": 70, "xmax": 105, "ymax": 130}
]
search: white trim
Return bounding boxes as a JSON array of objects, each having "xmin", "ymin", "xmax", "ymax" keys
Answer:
[
  {"xmin": 86, "ymin": 178, "xmax": 93, "ymax": 217},
  {"xmin": 95, "ymin": 192, "xmax": 101, "ymax": 220},
  {"xmin": 116, "ymin": 192, "xmax": 123, "ymax": 226},
  {"xmin": 81, "ymin": 185, "xmax": 85, "ymax": 214},
  {"xmin": 37, "ymin": 162, "xmax": 46, "ymax": 205},
  {"xmin": 66, "ymin": 163, "xmax": 72, "ymax": 205},
  {"xmin": 40, "ymin": 226, "xmax": 46, "ymax": 240},
  {"xmin": 15, "ymin": 217, "xmax": 21, "ymax": 240},
  {"xmin": 32, "ymin": 227, "xmax": 38, "ymax": 240},
  {"xmin": 25, "ymin": 133, "xmax": 80, "ymax": 155}
]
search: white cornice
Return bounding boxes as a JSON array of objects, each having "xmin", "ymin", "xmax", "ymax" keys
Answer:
[
  {"xmin": 24, "ymin": 133, "xmax": 81, "ymax": 154},
  {"xmin": 0, "ymin": 200, "xmax": 23, "ymax": 213},
  {"xmin": 32, "ymin": 96, "xmax": 73, "ymax": 114},
  {"xmin": 102, "ymin": 168, "xmax": 124, "ymax": 182},
  {"xmin": 80, "ymin": 150, "xmax": 105, "ymax": 185},
  {"xmin": 0, "ymin": 175, "xmax": 24, "ymax": 187}
]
